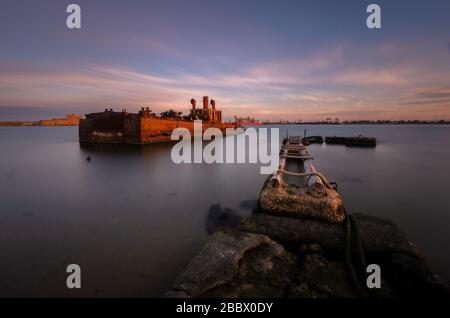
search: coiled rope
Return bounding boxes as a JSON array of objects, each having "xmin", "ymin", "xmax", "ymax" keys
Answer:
[{"xmin": 276, "ymin": 169, "xmax": 333, "ymax": 189}]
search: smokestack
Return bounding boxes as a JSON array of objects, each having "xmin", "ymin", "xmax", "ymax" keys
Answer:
[
  {"xmin": 203, "ymin": 96, "xmax": 209, "ymax": 109},
  {"xmin": 211, "ymin": 99, "xmax": 216, "ymax": 110},
  {"xmin": 191, "ymin": 98, "xmax": 196, "ymax": 109}
]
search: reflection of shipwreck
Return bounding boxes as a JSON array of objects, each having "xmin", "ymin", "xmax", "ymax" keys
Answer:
[
  {"xmin": 79, "ymin": 96, "xmax": 237, "ymax": 144},
  {"xmin": 259, "ymin": 135, "xmax": 344, "ymax": 223}
]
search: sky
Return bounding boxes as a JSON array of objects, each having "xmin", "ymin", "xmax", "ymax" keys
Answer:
[{"xmin": 1, "ymin": 0, "xmax": 450, "ymax": 121}]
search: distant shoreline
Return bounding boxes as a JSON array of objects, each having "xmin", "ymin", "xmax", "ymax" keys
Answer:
[
  {"xmin": 0, "ymin": 114, "xmax": 80, "ymax": 127},
  {"xmin": 260, "ymin": 121, "xmax": 450, "ymax": 125},
  {"xmin": 1, "ymin": 118, "xmax": 449, "ymax": 127}
]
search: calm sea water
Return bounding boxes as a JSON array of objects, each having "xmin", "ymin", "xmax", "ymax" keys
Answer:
[{"xmin": 0, "ymin": 125, "xmax": 449, "ymax": 297}]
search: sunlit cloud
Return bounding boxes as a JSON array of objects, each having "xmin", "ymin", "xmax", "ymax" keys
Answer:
[{"xmin": 1, "ymin": 43, "xmax": 450, "ymax": 121}]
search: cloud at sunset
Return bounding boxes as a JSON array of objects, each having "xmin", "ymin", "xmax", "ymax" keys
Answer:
[{"xmin": 1, "ymin": 0, "xmax": 450, "ymax": 120}]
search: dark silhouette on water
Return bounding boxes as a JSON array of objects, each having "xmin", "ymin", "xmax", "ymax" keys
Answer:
[
  {"xmin": 206, "ymin": 204, "xmax": 242, "ymax": 234},
  {"xmin": 240, "ymin": 199, "xmax": 259, "ymax": 213}
]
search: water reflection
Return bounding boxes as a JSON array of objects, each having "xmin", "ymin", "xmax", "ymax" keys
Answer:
[
  {"xmin": 1, "ymin": 125, "xmax": 450, "ymax": 297},
  {"xmin": 79, "ymin": 141, "xmax": 174, "ymax": 157}
]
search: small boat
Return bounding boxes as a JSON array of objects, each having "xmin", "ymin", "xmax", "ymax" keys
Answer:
[
  {"xmin": 325, "ymin": 136, "xmax": 346, "ymax": 144},
  {"xmin": 345, "ymin": 135, "xmax": 376, "ymax": 147},
  {"xmin": 325, "ymin": 135, "xmax": 376, "ymax": 147},
  {"xmin": 258, "ymin": 136, "xmax": 345, "ymax": 223},
  {"xmin": 302, "ymin": 135, "xmax": 323, "ymax": 145}
]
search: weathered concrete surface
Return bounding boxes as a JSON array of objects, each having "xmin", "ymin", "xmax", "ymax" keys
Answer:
[
  {"xmin": 259, "ymin": 179, "xmax": 345, "ymax": 224},
  {"xmin": 166, "ymin": 230, "xmax": 297, "ymax": 298}
]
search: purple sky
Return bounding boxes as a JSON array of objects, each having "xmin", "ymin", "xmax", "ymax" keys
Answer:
[{"xmin": 1, "ymin": 0, "xmax": 450, "ymax": 121}]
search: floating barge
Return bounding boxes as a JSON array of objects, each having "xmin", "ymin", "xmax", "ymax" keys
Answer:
[
  {"xmin": 79, "ymin": 96, "xmax": 238, "ymax": 144},
  {"xmin": 325, "ymin": 135, "xmax": 377, "ymax": 147},
  {"xmin": 259, "ymin": 136, "xmax": 344, "ymax": 223}
]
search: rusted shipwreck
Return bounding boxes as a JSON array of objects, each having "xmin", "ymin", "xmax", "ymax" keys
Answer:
[{"xmin": 79, "ymin": 96, "xmax": 238, "ymax": 144}]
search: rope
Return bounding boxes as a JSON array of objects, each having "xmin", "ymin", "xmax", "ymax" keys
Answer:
[
  {"xmin": 350, "ymin": 215, "xmax": 367, "ymax": 271},
  {"xmin": 281, "ymin": 146, "xmax": 306, "ymax": 150},
  {"xmin": 276, "ymin": 169, "xmax": 333, "ymax": 189},
  {"xmin": 281, "ymin": 155, "xmax": 314, "ymax": 160},
  {"xmin": 343, "ymin": 208, "xmax": 369, "ymax": 298}
]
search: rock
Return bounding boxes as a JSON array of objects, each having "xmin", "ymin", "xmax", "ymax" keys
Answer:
[
  {"xmin": 298, "ymin": 244, "xmax": 323, "ymax": 254},
  {"xmin": 240, "ymin": 213, "xmax": 420, "ymax": 258},
  {"xmin": 166, "ymin": 229, "xmax": 297, "ymax": 298},
  {"xmin": 166, "ymin": 213, "xmax": 449, "ymax": 298},
  {"xmin": 383, "ymin": 253, "xmax": 450, "ymax": 296},
  {"xmin": 352, "ymin": 213, "xmax": 421, "ymax": 258},
  {"xmin": 391, "ymin": 253, "xmax": 437, "ymax": 284},
  {"xmin": 289, "ymin": 254, "xmax": 357, "ymax": 298},
  {"xmin": 206, "ymin": 204, "xmax": 242, "ymax": 234},
  {"xmin": 288, "ymin": 283, "xmax": 315, "ymax": 298},
  {"xmin": 240, "ymin": 214, "xmax": 344, "ymax": 253},
  {"xmin": 163, "ymin": 290, "xmax": 191, "ymax": 298}
]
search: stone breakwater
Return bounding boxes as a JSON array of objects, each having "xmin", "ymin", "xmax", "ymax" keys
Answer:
[{"xmin": 165, "ymin": 212, "xmax": 449, "ymax": 298}]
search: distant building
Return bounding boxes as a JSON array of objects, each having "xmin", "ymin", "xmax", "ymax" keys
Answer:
[
  {"xmin": 0, "ymin": 114, "xmax": 80, "ymax": 126},
  {"xmin": 37, "ymin": 114, "xmax": 80, "ymax": 126},
  {"xmin": 190, "ymin": 96, "xmax": 222, "ymax": 123}
]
